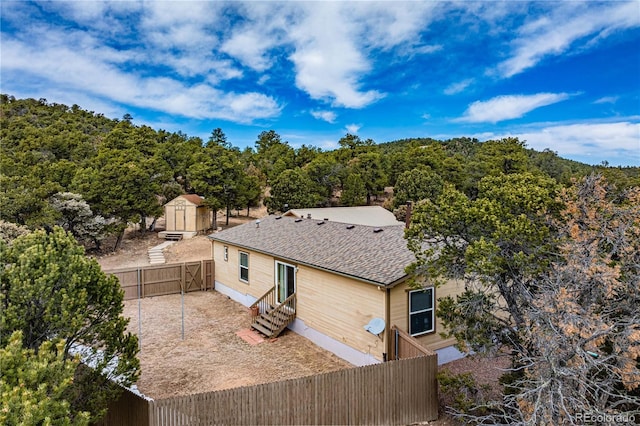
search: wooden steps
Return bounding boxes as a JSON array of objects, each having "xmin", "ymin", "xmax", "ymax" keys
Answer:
[
  {"xmin": 249, "ymin": 292, "xmax": 297, "ymax": 338},
  {"xmin": 164, "ymin": 233, "xmax": 183, "ymax": 241},
  {"xmin": 147, "ymin": 241, "xmax": 176, "ymax": 265}
]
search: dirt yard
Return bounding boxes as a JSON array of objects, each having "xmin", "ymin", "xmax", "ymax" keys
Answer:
[
  {"xmin": 94, "ymin": 211, "xmax": 260, "ymax": 271},
  {"xmin": 123, "ymin": 291, "xmax": 352, "ymax": 399}
]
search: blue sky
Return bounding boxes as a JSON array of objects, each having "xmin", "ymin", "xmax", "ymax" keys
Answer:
[{"xmin": 1, "ymin": 1, "xmax": 639, "ymax": 166}]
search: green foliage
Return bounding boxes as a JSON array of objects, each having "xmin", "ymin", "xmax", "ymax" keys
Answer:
[
  {"xmin": 254, "ymin": 130, "xmax": 295, "ymax": 182},
  {"xmin": 0, "ymin": 331, "xmax": 90, "ymax": 425},
  {"xmin": 265, "ymin": 168, "xmax": 321, "ymax": 212},
  {"xmin": 72, "ymin": 144, "xmax": 164, "ymax": 240},
  {"xmin": 295, "ymin": 144, "xmax": 321, "ymax": 167},
  {"xmin": 304, "ymin": 155, "xmax": 343, "ymax": 203},
  {"xmin": 0, "ymin": 227, "xmax": 139, "ymax": 421},
  {"xmin": 207, "ymin": 127, "xmax": 229, "ymax": 149},
  {"xmin": 393, "ymin": 166, "xmax": 445, "ymax": 207},
  {"xmin": 406, "ymin": 172, "xmax": 562, "ymax": 353},
  {"xmin": 188, "ymin": 142, "xmax": 255, "ymax": 226},
  {"xmin": 334, "ymin": 133, "xmax": 376, "ymax": 164},
  {"xmin": 348, "ymin": 152, "xmax": 387, "ymax": 205},
  {"xmin": 341, "ymin": 173, "xmax": 367, "ymax": 206}
]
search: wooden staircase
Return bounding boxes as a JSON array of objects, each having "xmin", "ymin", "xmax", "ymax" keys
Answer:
[
  {"xmin": 163, "ymin": 233, "xmax": 184, "ymax": 241},
  {"xmin": 250, "ymin": 288, "xmax": 296, "ymax": 338}
]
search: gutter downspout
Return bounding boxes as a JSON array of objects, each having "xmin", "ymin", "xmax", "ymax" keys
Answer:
[{"xmin": 384, "ymin": 287, "xmax": 391, "ymax": 361}]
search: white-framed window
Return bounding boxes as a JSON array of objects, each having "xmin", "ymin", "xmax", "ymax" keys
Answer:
[
  {"xmin": 223, "ymin": 246, "xmax": 228, "ymax": 261},
  {"xmin": 239, "ymin": 251, "xmax": 249, "ymax": 283},
  {"xmin": 409, "ymin": 288, "xmax": 434, "ymax": 336}
]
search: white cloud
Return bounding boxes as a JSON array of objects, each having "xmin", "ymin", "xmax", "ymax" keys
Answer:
[
  {"xmin": 0, "ymin": 31, "xmax": 281, "ymax": 123},
  {"xmin": 285, "ymin": 2, "xmax": 439, "ymax": 108},
  {"xmin": 345, "ymin": 124, "xmax": 361, "ymax": 134},
  {"xmin": 458, "ymin": 93, "xmax": 571, "ymax": 123},
  {"xmin": 594, "ymin": 96, "xmax": 619, "ymax": 105},
  {"xmin": 496, "ymin": 2, "xmax": 640, "ymax": 78},
  {"xmin": 444, "ymin": 78, "xmax": 474, "ymax": 95},
  {"xmin": 287, "ymin": 3, "xmax": 383, "ymax": 108},
  {"xmin": 221, "ymin": 30, "xmax": 276, "ymax": 72},
  {"xmin": 498, "ymin": 121, "xmax": 640, "ymax": 166},
  {"xmin": 311, "ymin": 110, "xmax": 337, "ymax": 124},
  {"xmin": 219, "ymin": 3, "xmax": 293, "ymax": 72}
]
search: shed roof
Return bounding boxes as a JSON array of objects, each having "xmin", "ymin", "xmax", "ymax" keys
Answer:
[
  {"xmin": 283, "ymin": 206, "xmax": 402, "ymax": 227},
  {"xmin": 166, "ymin": 194, "xmax": 206, "ymax": 206},
  {"xmin": 209, "ymin": 215, "xmax": 415, "ymax": 286}
]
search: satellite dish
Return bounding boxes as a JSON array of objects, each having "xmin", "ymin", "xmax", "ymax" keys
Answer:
[{"xmin": 364, "ymin": 318, "xmax": 386, "ymax": 336}]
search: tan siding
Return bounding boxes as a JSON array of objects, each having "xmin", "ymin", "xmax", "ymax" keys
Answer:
[
  {"xmin": 213, "ymin": 241, "xmax": 388, "ymax": 360},
  {"xmin": 164, "ymin": 197, "xmax": 212, "ymax": 232},
  {"xmin": 212, "ymin": 241, "xmax": 273, "ymax": 298},
  {"xmin": 185, "ymin": 205, "xmax": 196, "ymax": 231},
  {"xmin": 196, "ymin": 208, "xmax": 211, "ymax": 231},
  {"xmin": 296, "ymin": 266, "xmax": 386, "ymax": 361},
  {"xmin": 389, "ymin": 279, "xmax": 464, "ymax": 351}
]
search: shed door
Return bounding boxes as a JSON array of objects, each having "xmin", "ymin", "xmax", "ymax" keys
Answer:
[
  {"xmin": 276, "ymin": 261, "xmax": 296, "ymax": 304},
  {"xmin": 175, "ymin": 200, "xmax": 186, "ymax": 231}
]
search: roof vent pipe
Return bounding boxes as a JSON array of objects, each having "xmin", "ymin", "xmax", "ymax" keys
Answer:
[
  {"xmin": 405, "ymin": 201, "xmax": 413, "ymax": 229},
  {"xmin": 307, "ymin": 213, "xmax": 312, "ymax": 219}
]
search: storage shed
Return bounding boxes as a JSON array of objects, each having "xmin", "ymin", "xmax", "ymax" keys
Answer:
[{"xmin": 161, "ymin": 194, "xmax": 212, "ymax": 239}]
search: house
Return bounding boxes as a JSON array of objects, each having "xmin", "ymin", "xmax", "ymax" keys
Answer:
[
  {"xmin": 209, "ymin": 212, "xmax": 464, "ymax": 366},
  {"xmin": 160, "ymin": 194, "xmax": 212, "ymax": 239},
  {"xmin": 282, "ymin": 206, "xmax": 403, "ymax": 227}
]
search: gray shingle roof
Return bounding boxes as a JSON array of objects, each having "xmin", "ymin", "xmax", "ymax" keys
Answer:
[{"xmin": 209, "ymin": 215, "xmax": 416, "ymax": 286}]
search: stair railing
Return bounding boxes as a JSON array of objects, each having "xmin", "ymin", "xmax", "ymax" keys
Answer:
[
  {"xmin": 268, "ymin": 292, "xmax": 297, "ymax": 335},
  {"xmin": 249, "ymin": 287, "xmax": 276, "ymax": 322}
]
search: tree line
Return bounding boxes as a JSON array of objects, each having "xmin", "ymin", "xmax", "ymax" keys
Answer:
[{"xmin": 2, "ymin": 94, "xmax": 637, "ymax": 252}]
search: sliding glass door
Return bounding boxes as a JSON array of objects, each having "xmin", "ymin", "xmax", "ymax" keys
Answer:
[{"xmin": 276, "ymin": 261, "xmax": 296, "ymax": 304}]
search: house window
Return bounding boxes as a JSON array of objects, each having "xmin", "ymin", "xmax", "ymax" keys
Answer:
[
  {"xmin": 409, "ymin": 288, "xmax": 434, "ymax": 336},
  {"xmin": 223, "ymin": 246, "xmax": 228, "ymax": 261},
  {"xmin": 239, "ymin": 251, "xmax": 249, "ymax": 283}
]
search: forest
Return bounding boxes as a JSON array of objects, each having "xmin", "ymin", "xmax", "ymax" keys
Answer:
[
  {"xmin": 1, "ymin": 94, "xmax": 637, "ymax": 252},
  {"xmin": 1, "ymin": 94, "xmax": 639, "ymax": 424}
]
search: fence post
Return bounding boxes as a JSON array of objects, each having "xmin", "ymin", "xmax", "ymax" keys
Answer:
[
  {"xmin": 137, "ymin": 268, "xmax": 142, "ymax": 350},
  {"xmin": 201, "ymin": 260, "xmax": 205, "ymax": 291},
  {"xmin": 395, "ymin": 328, "xmax": 399, "ymax": 360}
]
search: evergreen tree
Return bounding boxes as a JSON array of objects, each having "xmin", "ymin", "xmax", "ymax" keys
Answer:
[
  {"xmin": 0, "ymin": 228, "xmax": 139, "ymax": 422},
  {"xmin": 0, "ymin": 331, "xmax": 90, "ymax": 425},
  {"xmin": 341, "ymin": 173, "xmax": 367, "ymax": 206}
]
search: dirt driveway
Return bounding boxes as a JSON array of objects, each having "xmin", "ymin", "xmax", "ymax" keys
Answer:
[{"xmin": 122, "ymin": 291, "xmax": 351, "ymax": 399}]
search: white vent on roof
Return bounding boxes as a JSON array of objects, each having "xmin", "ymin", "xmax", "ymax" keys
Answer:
[{"xmin": 373, "ymin": 228, "xmax": 383, "ymax": 233}]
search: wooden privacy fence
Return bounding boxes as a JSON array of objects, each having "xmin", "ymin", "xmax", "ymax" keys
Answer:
[
  {"xmin": 105, "ymin": 260, "xmax": 214, "ymax": 300},
  {"xmin": 96, "ymin": 355, "xmax": 438, "ymax": 425},
  {"xmin": 389, "ymin": 325, "xmax": 438, "ymax": 361},
  {"xmin": 94, "ymin": 386, "xmax": 150, "ymax": 426}
]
